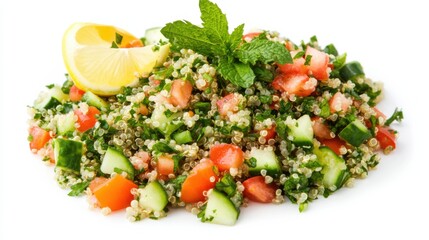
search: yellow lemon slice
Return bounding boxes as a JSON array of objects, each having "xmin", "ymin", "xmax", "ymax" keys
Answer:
[{"xmin": 62, "ymin": 22, "xmax": 170, "ymax": 96}]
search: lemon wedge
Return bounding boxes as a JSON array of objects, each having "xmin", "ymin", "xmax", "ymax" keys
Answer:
[{"xmin": 62, "ymin": 23, "xmax": 170, "ymax": 96}]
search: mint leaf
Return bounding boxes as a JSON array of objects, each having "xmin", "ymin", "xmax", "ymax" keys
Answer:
[
  {"xmin": 229, "ymin": 24, "xmax": 244, "ymax": 51},
  {"xmin": 218, "ymin": 58, "xmax": 255, "ymax": 88},
  {"xmin": 200, "ymin": 0, "xmax": 228, "ymax": 43},
  {"xmin": 161, "ymin": 21, "xmax": 218, "ymax": 56},
  {"xmin": 115, "ymin": 32, "xmax": 123, "ymax": 45},
  {"xmin": 236, "ymin": 38, "xmax": 292, "ymax": 65}
]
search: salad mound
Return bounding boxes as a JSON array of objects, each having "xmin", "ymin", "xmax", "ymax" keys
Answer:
[{"xmin": 27, "ymin": 0, "xmax": 403, "ymax": 225}]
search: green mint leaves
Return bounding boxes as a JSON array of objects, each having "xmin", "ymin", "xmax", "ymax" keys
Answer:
[{"xmin": 161, "ymin": 0, "xmax": 292, "ymax": 88}]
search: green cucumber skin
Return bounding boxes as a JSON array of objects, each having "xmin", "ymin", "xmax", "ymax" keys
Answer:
[
  {"xmin": 82, "ymin": 91, "xmax": 108, "ymax": 109},
  {"xmin": 339, "ymin": 120, "xmax": 371, "ymax": 147},
  {"xmin": 340, "ymin": 61, "xmax": 365, "ymax": 81},
  {"xmin": 54, "ymin": 138, "xmax": 83, "ymax": 173},
  {"xmin": 314, "ymin": 146, "xmax": 348, "ymax": 189},
  {"xmin": 248, "ymin": 148, "xmax": 282, "ymax": 177}
]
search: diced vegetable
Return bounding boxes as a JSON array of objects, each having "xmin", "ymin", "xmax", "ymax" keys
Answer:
[
  {"xmin": 101, "ymin": 147, "xmax": 135, "ymax": 178},
  {"xmin": 202, "ymin": 189, "xmax": 239, "ymax": 226},
  {"xmin": 272, "ymin": 73, "xmax": 316, "ymax": 97},
  {"xmin": 312, "ymin": 116, "xmax": 333, "ymax": 140},
  {"xmin": 54, "ymin": 138, "xmax": 83, "ymax": 173},
  {"xmin": 339, "ymin": 61, "xmax": 365, "ymax": 81},
  {"xmin": 319, "ymin": 137, "xmax": 348, "ymax": 155},
  {"xmin": 156, "ymin": 154, "xmax": 175, "ymax": 177},
  {"xmin": 329, "ymin": 92, "xmax": 352, "ymax": 113},
  {"xmin": 69, "ymin": 85, "xmax": 85, "ymax": 102},
  {"xmin": 168, "ymin": 79, "xmax": 193, "ymax": 109},
  {"xmin": 91, "ymin": 174, "xmax": 138, "ymax": 211},
  {"xmin": 248, "ymin": 148, "xmax": 282, "ymax": 177},
  {"xmin": 81, "ymin": 91, "xmax": 109, "ymax": 109},
  {"xmin": 181, "ymin": 159, "xmax": 218, "ymax": 203},
  {"xmin": 243, "ymin": 176, "xmax": 277, "ymax": 203},
  {"xmin": 210, "ymin": 143, "xmax": 244, "ymax": 171},
  {"xmin": 138, "ymin": 180, "xmax": 168, "ymax": 211},
  {"xmin": 74, "ymin": 106, "xmax": 100, "ymax": 132},
  {"xmin": 217, "ymin": 93, "xmax": 240, "ymax": 116},
  {"xmin": 286, "ymin": 114, "xmax": 314, "ymax": 146},
  {"xmin": 339, "ymin": 119, "xmax": 372, "ymax": 147},
  {"xmin": 376, "ymin": 126, "xmax": 396, "ymax": 150},
  {"xmin": 29, "ymin": 126, "xmax": 51, "ymax": 151},
  {"xmin": 305, "ymin": 46, "xmax": 330, "ymax": 81},
  {"xmin": 314, "ymin": 146, "xmax": 348, "ymax": 189}
]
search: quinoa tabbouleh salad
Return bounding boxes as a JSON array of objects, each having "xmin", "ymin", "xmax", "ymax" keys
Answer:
[{"xmin": 27, "ymin": 0, "xmax": 403, "ymax": 225}]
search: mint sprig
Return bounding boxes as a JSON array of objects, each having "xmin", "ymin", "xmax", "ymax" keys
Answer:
[{"xmin": 161, "ymin": 0, "xmax": 292, "ymax": 88}]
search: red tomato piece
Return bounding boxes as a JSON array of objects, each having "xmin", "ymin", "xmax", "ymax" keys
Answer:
[
  {"xmin": 74, "ymin": 106, "xmax": 100, "ymax": 132},
  {"xmin": 329, "ymin": 92, "xmax": 352, "ymax": 113},
  {"xmin": 278, "ymin": 51, "xmax": 308, "ymax": 75},
  {"xmin": 90, "ymin": 175, "xmax": 137, "ymax": 211},
  {"xmin": 216, "ymin": 93, "xmax": 240, "ymax": 116},
  {"xmin": 242, "ymin": 32, "xmax": 262, "ymax": 41},
  {"xmin": 319, "ymin": 137, "xmax": 348, "ymax": 155},
  {"xmin": 373, "ymin": 107, "xmax": 387, "ymax": 120},
  {"xmin": 272, "ymin": 74, "xmax": 317, "ymax": 97},
  {"xmin": 376, "ymin": 126, "xmax": 396, "ymax": 150},
  {"xmin": 69, "ymin": 85, "xmax": 85, "ymax": 102},
  {"xmin": 29, "ymin": 126, "xmax": 51, "ymax": 151},
  {"xmin": 169, "ymin": 79, "xmax": 193, "ymax": 109},
  {"xmin": 312, "ymin": 117, "xmax": 333, "ymax": 140},
  {"xmin": 157, "ymin": 154, "xmax": 175, "ymax": 177},
  {"xmin": 209, "ymin": 143, "xmax": 244, "ymax": 171},
  {"xmin": 242, "ymin": 176, "xmax": 277, "ymax": 203},
  {"xmin": 305, "ymin": 46, "xmax": 330, "ymax": 81},
  {"xmin": 181, "ymin": 159, "xmax": 218, "ymax": 203},
  {"xmin": 259, "ymin": 126, "xmax": 276, "ymax": 141},
  {"xmin": 123, "ymin": 39, "xmax": 144, "ymax": 48}
]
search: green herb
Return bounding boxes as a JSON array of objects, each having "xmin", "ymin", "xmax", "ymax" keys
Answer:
[
  {"xmin": 68, "ymin": 181, "xmax": 90, "ymax": 196},
  {"xmin": 259, "ymin": 95, "xmax": 272, "ymax": 104},
  {"xmin": 319, "ymin": 99, "xmax": 331, "ymax": 118},
  {"xmin": 61, "ymin": 79, "xmax": 74, "ymax": 94},
  {"xmin": 172, "ymin": 154, "xmax": 185, "ymax": 172},
  {"xmin": 115, "ymin": 32, "xmax": 123, "ymax": 45},
  {"xmin": 293, "ymin": 51, "xmax": 305, "ymax": 59},
  {"xmin": 114, "ymin": 167, "xmax": 135, "ymax": 179},
  {"xmin": 215, "ymin": 174, "xmax": 237, "ymax": 197},
  {"xmin": 169, "ymin": 175, "xmax": 187, "ymax": 192},
  {"xmin": 152, "ymin": 142, "xmax": 178, "ymax": 154},
  {"xmin": 323, "ymin": 43, "xmax": 338, "ymax": 56},
  {"xmin": 245, "ymin": 157, "xmax": 257, "ymax": 168},
  {"xmin": 253, "ymin": 66, "xmax": 274, "ymax": 82},
  {"xmin": 161, "ymin": 0, "xmax": 291, "ymax": 88},
  {"xmin": 304, "ymin": 55, "xmax": 312, "ymax": 66},
  {"xmin": 46, "ymin": 84, "xmax": 55, "ymax": 89},
  {"xmin": 111, "ymin": 41, "xmax": 119, "ymax": 48},
  {"xmin": 385, "ymin": 108, "xmax": 404, "ymax": 126},
  {"xmin": 369, "ymin": 115, "xmax": 377, "ymax": 136}
]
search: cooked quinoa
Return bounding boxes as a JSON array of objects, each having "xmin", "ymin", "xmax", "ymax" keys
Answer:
[{"xmin": 27, "ymin": 0, "xmax": 403, "ymax": 226}]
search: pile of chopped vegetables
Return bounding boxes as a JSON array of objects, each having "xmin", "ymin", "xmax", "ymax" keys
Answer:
[{"xmin": 27, "ymin": 0, "xmax": 403, "ymax": 225}]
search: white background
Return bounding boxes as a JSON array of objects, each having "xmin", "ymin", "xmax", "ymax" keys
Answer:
[{"xmin": 1, "ymin": 0, "xmax": 428, "ymax": 239}]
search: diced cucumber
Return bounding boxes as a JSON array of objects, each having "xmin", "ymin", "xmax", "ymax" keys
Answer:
[
  {"xmin": 248, "ymin": 148, "xmax": 282, "ymax": 177},
  {"xmin": 173, "ymin": 130, "xmax": 193, "ymax": 144},
  {"xmin": 203, "ymin": 189, "xmax": 239, "ymax": 226},
  {"xmin": 286, "ymin": 114, "xmax": 314, "ymax": 146},
  {"xmin": 144, "ymin": 27, "xmax": 168, "ymax": 45},
  {"xmin": 340, "ymin": 61, "xmax": 365, "ymax": 81},
  {"xmin": 151, "ymin": 106, "xmax": 183, "ymax": 136},
  {"xmin": 56, "ymin": 111, "xmax": 75, "ymax": 135},
  {"xmin": 314, "ymin": 146, "xmax": 348, "ymax": 189},
  {"xmin": 34, "ymin": 85, "xmax": 68, "ymax": 110},
  {"xmin": 82, "ymin": 91, "xmax": 109, "ymax": 110},
  {"xmin": 54, "ymin": 138, "xmax": 83, "ymax": 173},
  {"xmin": 138, "ymin": 181, "xmax": 168, "ymax": 211},
  {"xmin": 101, "ymin": 147, "xmax": 135, "ymax": 178},
  {"xmin": 339, "ymin": 119, "xmax": 371, "ymax": 147}
]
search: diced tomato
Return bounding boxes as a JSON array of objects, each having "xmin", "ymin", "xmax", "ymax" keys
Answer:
[
  {"xmin": 181, "ymin": 159, "xmax": 218, "ymax": 203},
  {"xmin": 259, "ymin": 126, "xmax": 276, "ymax": 141},
  {"xmin": 242, "ymin": 176, "xmax": 277, "ymax": 203},
  {"xmin": 272, "ymin": 74, "xmax": 316, "ymax": 97},
  {"xmin": 319, "ymin": 137, "xmax": 348, "ymax": 155},
  {"xmin": 123, "ymin": 39, "xmax": 144, "ymax": 48},
  {"xmin": 169, "ymin": 79, "xmax": 193, "ymax": 109},
  {"xmin": 278, "ymin": 51, "xmax": 308, "ymax": 75},
  {"xmin": 312, "ymin": 117, "xmax": 333, "ymax": 140},
  {"xmin": 209, "ymin": 143, "xmax": 244, "ymax": 171},
  {"xmin": 329, "ymin": 92, "xmax": 352, "ymax": 113},
  {"xmin": 305, "ymin": 46, "xmax": 330, "ymax": 81},
  {"xmin": 217, "ymin": 93, "xmax": 240, "ymax": 116},
  {"xmin": 69, "ymin": 85, "xmax": 85, "ymax": 102},
  {"xmin": 376, "ymin": 126, "xmax": 396, "ymax": 150},
  {"xmin": 157, "ymin": 154, "xmax": 175, "ymax": 177},
  {"xmin": 29, "ymin": 126, "xmax": 51, "ymax": 151},
  {"xmin": 139, "ymin": 105, "xmax": 149, "ymax": 116},
  {"xmin": 242, "ymin": 32, "xmax": 262, "ymax": 41},
  {"xmin": 90, "ymin": 175, "xmax": 137, "ymax": 211},
  {"xmin": 74, "ymin": 106, "xmax": 100, "ymax": 132}
]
